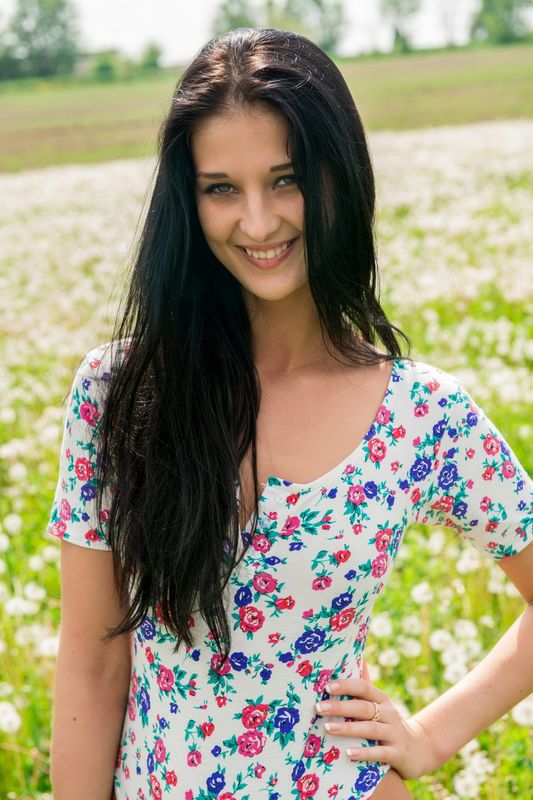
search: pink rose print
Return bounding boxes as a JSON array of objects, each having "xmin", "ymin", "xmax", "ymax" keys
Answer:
[
  {"xmin": 371, "ymin": 553, "xmax": 389, "ymax": 578},
  {"xmin": 253, "ymin": 572, "xmax": 278, "ymax": 593},
  {"xmin": 414, "ymin": 403, "xmax": 429, "ymax": 417},
  {"xmin": 239, "ymin": 605, "xmax": 265, "ymax": 633},
  {"xmin": 502, "ymin": 461, "xmax": 515, "ymax": 478},
  {"xmin": 483, "ymin": 435, "xmax": 501, "ymax": 455},
  {"xmin": 85, "ymin": 529, "xmax": 99, "ymax": 543},
  {"xmin": 252, "ymin": 534, "xmax": 272, "ymax": 553},
  {"xmin": 296, "ymin": 772, "xmax": 320, "ymax": 798},
  {"xmin": 347, "ymin": 485, "xmax": 365, "ymax": 505},
  {"xmin": 483, "ymin": 466, "xmax": 495, "ymax": 481},
  {"xmin": 375, "ymin": 528, "xmax": 392, "ymax": 552},
  {"xmin": 187, "ymin": 750, "xmax": 202, "ymax": 766},
  {"xmin": 314, "ymin": 669, "xmax": 333, "ymax": 693},
  {"xmin": 392, "ymin": 425, "xmax": 406, "ymax": 439},
  {"xmin": 200, "ymin": 721, "xmax": 214, "ymax": 737},
  {"xmin": 154, "ymin": 738, "xmax": 166, "ymax": 762},
  {"xmin": 376, "ymin": 405, "xmax": 391, "ymax": 425},
  {"xmin": 211, "ymin": 653, "xmax": 231, "ymax": 675},
  {"xmin": 280, "ymin": 515, "xmax": 300, "ymax": 536},
  {"xmin": 165, "ymin": 771, "xmax": 177, "ymax": 786},
  {"xmin": 157, "ymin": 665, "xmax": 175, "ymax": 691},
  {"xmin": 254, "ymin": 764, "xmax": 266, "ymax": 777},
  {"xmin": 75, "ymin": 457, "xmax": 94, "ymax": 481},
  {"xmin": 304, "ymin": 734, "xmax": 321, "ymax": 757},
  {"xmin": 368, "ymin": 437, "xmax": 386, "ymax": 462},
  {"xmin": 58, "ymin": 498, "xmax": 72, "ymax": 521},
  {"xmin": 49, "ymin": 519, "xmax": 66, "ymax": 539},
  {"xmin": 79, "ymin": 401, "xmax": 99, "ymax": 427},
  {"xmin": 323, "ymin": 745, "xmax": 340, "ymax": 764},
  {"xmin": 237, "ymin": 729, "xmax": 267, "ymax": 757},
  {"xmin": 356, "ymin": 622, "xmax": 368, "ymax": 641},
  {"xmin": 241, "ymin": 703, "xmax": 269, "ymax": 728},
  {"xmin": 287, "ymin": 493, "xmax": 300, "ymax": 505},
  {"xmin": 330, "ymin": 607, "xmax": 355, "ymax": 631},
  {"xmin": 312, "ymin": 575, "xmax": 332, "ymax": 590},
  {"xmin": 296, "ymin": 660, "xmax": 313, "ymax": 677},
  {"xmin": 275, "ymin": 595, "xmax": 295, "ymax": 610},
  {"xmin": 334, "ymin": 549, "xmax": 351, "ymax": 563},
  {"xmin": 128, "ymin": 696, "xmax": 136, "ymax": 721},
  {"xmin": 480, "ymin": 496, "xmax": 491, "ymax": 512},
  {"xmin": 149, "ymin": 773, "xmax": 162, "ymax": 799}
]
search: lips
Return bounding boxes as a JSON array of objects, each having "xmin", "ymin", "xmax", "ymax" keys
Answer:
[{"xmin": 237, "ymin": 237, "xmax": 299, "ymax": 270}]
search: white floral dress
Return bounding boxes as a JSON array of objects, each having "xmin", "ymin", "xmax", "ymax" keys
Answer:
[{"xmin": 47, "ymin": 341, "xmax": 532, "ymax": 800}]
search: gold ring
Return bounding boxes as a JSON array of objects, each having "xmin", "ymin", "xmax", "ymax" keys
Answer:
[{"xmin": 370, "ymin": 700, "xmax": 381, "ymax": 722}]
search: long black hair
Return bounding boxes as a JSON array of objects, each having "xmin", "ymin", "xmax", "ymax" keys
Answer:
[{"xmin": 95, "ymin": 27, "xmax": 411, "ymax": 660}]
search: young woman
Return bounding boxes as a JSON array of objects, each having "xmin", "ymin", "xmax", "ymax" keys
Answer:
[{"xmin": 48, "ymin": 27, "xmax": 532, "ymax": 800}]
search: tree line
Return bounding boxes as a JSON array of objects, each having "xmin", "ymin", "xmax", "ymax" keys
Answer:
[{"xmin": 0, "ymin": 0, "xmax": 532, "ymax": 82}]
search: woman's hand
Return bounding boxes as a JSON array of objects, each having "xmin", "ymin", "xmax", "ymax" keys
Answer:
[{"xmin": 315, "ymin": 677, "xmax": 438, "ymax": 780}]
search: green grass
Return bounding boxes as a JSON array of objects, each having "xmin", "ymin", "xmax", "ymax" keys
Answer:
[{"xmin": 1, "ymin": 43, "xmax": 533, "ymax": 171}]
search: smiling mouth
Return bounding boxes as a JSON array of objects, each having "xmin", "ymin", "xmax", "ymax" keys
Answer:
[{"xmin": 237, "ymin": 238, "xmax": 298, "ymax": 260}]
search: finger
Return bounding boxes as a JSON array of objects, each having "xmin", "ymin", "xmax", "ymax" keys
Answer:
[
  {"xmin": 323, "ymin": 720, "xmax": 394, "ymax": 742},
  {"xmin": 326, "ymin": 678, "xmax": 388, "ymax": 704},
  {"xmin": 346, "ymin": 744, "xmax": 394, "ymax": 763},
  {"xmin": 316, "ymin": 697, "xmax": 383, "ymax": 722}
]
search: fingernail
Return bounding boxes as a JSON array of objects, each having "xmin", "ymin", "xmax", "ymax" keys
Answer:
[
  {"xmin": 315, "ymin": 701, "xmax": 332, "ymax": 712},
  {"xmin": 326, "ymin": 681, "xmax": 339, "ymax": 691},
  {"xmin": 324, "ymin": 722, "xmax": 341, "ymax": 731}
]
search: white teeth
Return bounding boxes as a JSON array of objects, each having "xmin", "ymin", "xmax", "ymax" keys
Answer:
[{"xmin": 244, "ymin": 240, "xmax": 292, "ymax": 259}]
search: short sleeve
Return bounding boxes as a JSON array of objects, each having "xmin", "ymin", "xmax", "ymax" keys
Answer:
[
  {"xmin": 46, "ymin": 344, "xmax": 116, "ymax": 550},
  {"xmin": 410, "ymin": 365, "xmax": 532, "ymax": 560}
]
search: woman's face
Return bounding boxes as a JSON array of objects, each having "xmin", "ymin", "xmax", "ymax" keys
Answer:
[{"xmin": 191, "ymin": 104, "xmax": 306, "ymax": 304}]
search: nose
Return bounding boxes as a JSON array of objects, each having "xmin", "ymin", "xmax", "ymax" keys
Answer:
[{"xmin": 238, "ymin": 191, "xmax": 281, "ymax": 243}]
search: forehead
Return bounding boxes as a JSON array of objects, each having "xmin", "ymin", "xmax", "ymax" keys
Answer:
[{"xmin": 190, "ymin": 105, "xmax": 291, "ymax": 171}]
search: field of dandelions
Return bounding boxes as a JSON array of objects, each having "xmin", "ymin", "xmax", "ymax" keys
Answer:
[{"xmin": 0, "ymin": 117, "xmax": 532, "ymax": 799}]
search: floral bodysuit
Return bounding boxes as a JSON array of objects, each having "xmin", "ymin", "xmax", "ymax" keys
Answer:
[{"xmin": 47, "ymin": 341, "xmax": 532, "ymax": 800}]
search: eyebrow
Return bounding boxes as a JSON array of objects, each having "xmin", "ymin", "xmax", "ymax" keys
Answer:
[{"xmin": 195, "ymin": 162, "xmax": 293, "ymax": 179}]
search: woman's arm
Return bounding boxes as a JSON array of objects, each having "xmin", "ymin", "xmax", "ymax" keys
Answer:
[
  {"xmin": 409, "ymin": 542, "xmax": 533, "ymax": 772},
  {"xmin": 50, "ymin": 542, "xmax": 132, "ymax": 799},
  {"xmin": 315, "ymin": 541, "xmax": 533, "ymax": 779}
]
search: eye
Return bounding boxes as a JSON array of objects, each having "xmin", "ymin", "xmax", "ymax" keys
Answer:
[{"xmin": 203, "ymin": 174, "xmax": 300, "ymax": 195}]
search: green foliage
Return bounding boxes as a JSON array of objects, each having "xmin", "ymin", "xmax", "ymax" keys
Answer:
[
  {"xmin": 1, "ymin": 0, "xmax": 79, "ymax": 79},
  {"xmin": 139, "ymin": 42, "xmax": 163, "ymax": 72},
  {"xmin": 211, "ymin": 0, "xmax": 259, "ymax": 36},
  {"xmin": 380, "ymin": 0, "xmax": 422, "ymax": 52},
  {"xmin": 210, "ymin": 0, "xmax": 346, "ymax": 55},
  {"xmin": 471, "ymin": 0, "xmax": 533, "ymax": 43},
  {"xmin": 90, "ymin": 51, "xmax": 119, "ymax": 83}
]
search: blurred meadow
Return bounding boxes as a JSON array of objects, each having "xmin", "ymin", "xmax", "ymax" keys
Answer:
[{"xmin": 0, "ymin": 43, "xmax": 532, "ymax": 800}]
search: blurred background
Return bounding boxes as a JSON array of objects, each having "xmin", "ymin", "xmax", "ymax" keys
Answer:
[{"xmin": 0, "ymin": 2, "xmax": 532, "ymax": 799}]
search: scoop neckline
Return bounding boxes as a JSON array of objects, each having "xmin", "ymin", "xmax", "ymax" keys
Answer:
[{"xmin": 258, "ymin": 356, "xmax": 401, "ymax": 494}]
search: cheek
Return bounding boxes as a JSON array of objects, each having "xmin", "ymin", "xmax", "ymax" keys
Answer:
[{"xmin": 196, "ymin": 200, "xmax": 230, "ymax": 244}]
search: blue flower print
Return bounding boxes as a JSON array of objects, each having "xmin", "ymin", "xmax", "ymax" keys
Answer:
[
  {"xmin": 140, "ymin": 617, "xmax": 156, "ymax": 641},
  {"xmin": 437, "ymin": 462, "xmax": 459, "ymax": 491},
  {"xmin": 328, "ymin": 487, "xmax": 338, "ymax": 498},
  {"xmin": 292, "ymin": 760, "xmax": 306, "ymax": 781},
  {"xmin": 138, "ymin": 687, "xmax": 151, "ymax": 715},
  {"xmin": 146, "ymin": 752, "xmax": 154, "ymax": 774},
  {"xmin": 353, "ymin": 763, "xmax": 382, "ymax": 791},
  {"xmin": 206, "ymin": 770, "xmax": 225, "ymax": 793},
  {"xmin": 279, "ymin": 651, "xmax": 294, "ymax": 663},
  {"xmin": 295, "ymin": 628, "xmax": 326, "ymax": 654},
  {"xmin": 234, "ymin": 585, "xmax": 253, "ymax": 607},
  {"xmin": 230, "ymin": 651, "xmax": 248, "ymax": 671},
  {"xmin": 433, "ymin": 418, "xmax": 446, "ymax": 439},
  {"xmin": 409, "ymin": 456, "xmax": 432, "ymax": 482},
  {"xmin": 274, "ymin": 706, "xmax": 300, "ymax": 732},
  {"xmin": 466, "ymin": 412, "xmax": 478, "ymax": 427},
  {"xmin": 364, "ymin": 481, "xmax": 378, "ymax": 499},
  {"xmin": 452, "ymin": 501, "xmax": 468, "ymax": 518},
  {"xmin": 80, "ymin": 483, "xmax": 96, "ymax": 501},
  {"xmin": 332, "ymin": 592, "xmax": 353, "ymax": 610}
]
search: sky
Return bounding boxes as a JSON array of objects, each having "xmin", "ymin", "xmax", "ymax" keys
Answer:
[{"xmin": 0, "ymin": 0, "xmax": 484, "ymax": 65}]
